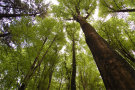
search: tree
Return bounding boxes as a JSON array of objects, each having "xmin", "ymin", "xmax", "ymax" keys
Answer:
[
  {"xmin": 52, "ymin": 0, "xmax": 135, "ymax": 89},
  {"xmin": 66, "ymin": 22, "xmax": 80, "ymax": 90}
]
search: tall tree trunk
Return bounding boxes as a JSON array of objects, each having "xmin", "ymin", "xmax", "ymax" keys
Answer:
[
  {"xmin": 76, "ymin": 16, "xmax": 135, "ymax": 90},
  {"xmin": 71, "ymin": 35, "xmax": 76, "ymax": 90}
]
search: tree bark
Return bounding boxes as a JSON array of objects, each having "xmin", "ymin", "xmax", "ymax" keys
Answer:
[
  {"xmin": 76, "ymin": 15, "xmax": 135, "ymax": 90},
  {"xmin": 71, "ymin": 35, "xmax": 76, "ymax": 90}
]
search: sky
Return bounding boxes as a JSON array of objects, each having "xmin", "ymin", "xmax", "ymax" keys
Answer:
[{"xmin": 45, "ymin": 0, "xmax": 59, "ymax": 5}]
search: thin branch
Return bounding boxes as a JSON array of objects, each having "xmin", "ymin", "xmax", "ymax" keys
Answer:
[
  {"xmin": 65, "ymin": 18, "xmax": 75, "ymax": 21},
  {"xmin": 0, "ymin": 4, "xmax": 22, "ymax": 10},
  {"xmin": 19, "ymin": 37, "xmax": 48, "ymax": 89},
  {"xmin": 35, "ymin": 35, "xmax": 57, "ymax": 67},
  {"xmin": 30, "ymin": 37, "xmax": 48, "ymax": 69},
  {"xmin": 110, "ymin": 9, "xmax": 135, "ymax": 12},
  {"xmin": 102, "ymin": 0, "xmax": 116, "ymax": 11}
]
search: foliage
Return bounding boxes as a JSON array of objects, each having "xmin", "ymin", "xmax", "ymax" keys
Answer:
[
  {"xmin": 1, "ymin": 0, "xmax": 135, "ymax": 90},
  {"xmin": 52, "ymin": 0, "xmax": 97, "ymax": 19}
]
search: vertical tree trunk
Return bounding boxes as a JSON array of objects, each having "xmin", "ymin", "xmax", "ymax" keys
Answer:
[
  {"xmin": 71, "ymin": 35, "xmax": 76, "ymax": 90},
  {"xmin": 76, "ymin": 16, "xmax": 135, "ymax": 90},
  {"xmin": 47, "ymin": 70, "xmax": 53, "ymax": 90}
]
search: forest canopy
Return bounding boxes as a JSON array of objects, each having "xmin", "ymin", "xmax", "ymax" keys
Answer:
[{"xmin": 0, "ymin": 0, "xmax": 135, "ymax": 90}]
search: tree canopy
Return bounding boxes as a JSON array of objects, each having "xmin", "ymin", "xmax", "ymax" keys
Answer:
[{"xmin": 0, "ymin": 0, "xmax": 135, "ymax": 90}]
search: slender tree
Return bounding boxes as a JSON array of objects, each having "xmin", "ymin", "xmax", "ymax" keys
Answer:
[
  {"xmin": 66, "ymin": 22, "xmax": 80, "ymax": 90},
  {"xmin": 71, "ymin": 33, "xmax": 76, "ymax": 90},
  {"xmin": 66, "ymin": 23, "xmax": 76, "ymax": 90}
]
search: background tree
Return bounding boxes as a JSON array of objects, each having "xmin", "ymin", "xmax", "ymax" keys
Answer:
[{"xmin": 66, "ymin": 22, "xmax": 80, "ymax": 90}]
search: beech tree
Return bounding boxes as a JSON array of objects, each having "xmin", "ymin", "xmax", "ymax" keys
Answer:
[{"xmin": 52, "ymin": 0, "xmax": 135, "ymax": 89}]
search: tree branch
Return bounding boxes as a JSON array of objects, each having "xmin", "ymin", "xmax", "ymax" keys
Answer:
[
  {"xmin": 0, "ymin": 33, "xmax": 10, "ymax": 37},
  {"xmin": 110, "ymin": 9, "xmax": 135, "ymax": 12},
  {"xmin": 0, "ymin": 13, "xmax": 38, "ymax": 19},
  {"xmin": 84, "ymin": 6, "xmax": 96, "ymax": 19},
  {"xmin": 102, "ymin": 0, "xmax": 116, "ymax": 11},
  {"xmin": 113, "ymin": 0, "xmax": 121, "ymax": 10}
]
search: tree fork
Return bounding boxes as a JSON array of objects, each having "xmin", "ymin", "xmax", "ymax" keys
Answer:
[{"xmin": 76, "ymin": 15, "xmax": 135, "ymax": 89}]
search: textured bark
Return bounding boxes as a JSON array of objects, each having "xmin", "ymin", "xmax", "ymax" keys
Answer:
[
  {"xmin": 76, "ymin": 16, "xmax": 135, "ymax": 90},
  {"xmin": 71, "ymin": 35, "xmax": 76, "ymax": 90}
]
